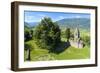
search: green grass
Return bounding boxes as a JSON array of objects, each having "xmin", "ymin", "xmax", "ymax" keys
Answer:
[
  {"xmin": 24, "ymin": 39, "xmax": 90, "ymax": 61},
  {"xmin": 53, "ymin": 46, "xmax": 90, "ymax": 60}
]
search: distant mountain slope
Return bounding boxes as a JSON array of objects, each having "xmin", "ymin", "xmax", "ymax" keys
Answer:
[
  {"xmin": 56, "ymin": 18, "xmax": 90, "ymax": 30},
  {"xmin": 24, "ymin": 22, "xmax": 38, "ymax": 27},
  {"xmin": 28, "ymin": 22, "xmax": 38, "ymax": 27},
  {"xmin": 24, "ymin": 22, "xmax": 30, "ymax": 28},
  {"xmin": 25, "ymin": 18, "xmax": 90, "ymax": 30}
]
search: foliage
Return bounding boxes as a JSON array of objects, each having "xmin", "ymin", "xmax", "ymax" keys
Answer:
[
  {"xmin": 24, "ymin": 41, "xmax": 34, "ymax": 50},
  {"xmin": 24, "ymin": 41, "xmax": 35, "ymax": 61},
  {"xmin": 82, "ymin": 35, "xmax": 90, "ymax": 46},
  {"xmin": 24, "ymin": 27, "xmax": 33, "ymax": 41},
  {"xmin": 34, "ymin": 17, "xmax": 61, "ymax": 50},
  {"xmin": 65, "ymin": 28, "xmax": 70, "ymax": 41}
]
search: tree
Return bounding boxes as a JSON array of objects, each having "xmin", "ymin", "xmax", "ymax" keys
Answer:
[
  {"xmin": 24, "ymin": 28, "xmax": 33, "ymax": 41},
  {"xmin": 34, "ymin": 17, "xmax": 61, "ymax": 51},
  {"xmin": 65, "ymin": 28, "xmax": 70, "ymax": 41},
  {"xmin": 25, "ymin": 41, "xmax": 34, "ymax": 61},
  {"xmin": 82, "ymin": 35, "xmax": 90, "ymax": 46}
]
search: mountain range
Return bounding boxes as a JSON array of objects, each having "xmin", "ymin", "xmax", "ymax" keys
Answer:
[{"xmin": 25, "ymin": 18, "xmax": 90, "ymax": 30}]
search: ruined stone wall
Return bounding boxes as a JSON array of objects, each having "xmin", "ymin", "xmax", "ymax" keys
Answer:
[{"xmin": 69, "ymin": 40, "xmax": 83, "ymax": 49}]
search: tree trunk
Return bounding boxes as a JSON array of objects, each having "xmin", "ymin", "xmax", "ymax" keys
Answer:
[{"xmin": 26, "ymin": 48, "xmax": 31, "ymax": 61}]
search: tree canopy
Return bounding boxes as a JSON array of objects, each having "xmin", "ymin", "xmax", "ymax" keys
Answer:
[{"xmin": 34, "ymin": 17, "xmax": 61, "ymax": 50}]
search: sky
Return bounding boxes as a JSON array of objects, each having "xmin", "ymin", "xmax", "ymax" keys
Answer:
[{"xmin": 24, "ymin": 11, "xmax": 90, "ymax": 23}]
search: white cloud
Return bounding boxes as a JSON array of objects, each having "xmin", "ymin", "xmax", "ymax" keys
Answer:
[
  {"xmin": 25, "ymin": 16, "xmax": 37, "ymax": 22},
  {"xmin": 38, "ymin": 14, "xmax": 46, "ymax": 17},
  {"xmin": 57, "ymin": 15, "xmax": 82, "ymax": 20},
  {"xmin": 65, "ymin": 15, "xmax": 82, "ymax": 19},
  {"xmin": 26, "ymin": 16, "xmax": 35, "ymax": 20},
  {"xmin": 59, "ymin": 16, "xmax": 65, "ymax": 19},
  {"xmin": 75, "ymin": 15, "xmax": 81, "ymax": 18}
]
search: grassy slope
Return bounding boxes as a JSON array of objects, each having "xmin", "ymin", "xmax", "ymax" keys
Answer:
[
  {"xmin": 24, "ymin": 39, "xmax": 90, "ymax": 61},
  {"xmin": 53, "ymin": 46, "xmax": 90, "ymax": 60}
]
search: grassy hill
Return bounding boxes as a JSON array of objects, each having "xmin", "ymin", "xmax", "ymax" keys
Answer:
[{"xmin": 24, "ymin": 39, "xmax": 90, "ymax": 61}]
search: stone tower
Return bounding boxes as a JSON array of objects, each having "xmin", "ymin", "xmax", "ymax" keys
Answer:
[
  {"xmin": 69, "ymin": 24, "xmax": 84, "ymax": 48},
  {"xmin": 74, "ymin": 26, "xmax": 80, "ymax": 41}
]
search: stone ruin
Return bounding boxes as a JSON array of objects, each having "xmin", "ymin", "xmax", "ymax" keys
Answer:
[{"xmin": 69, "ymin": 27, "xmax": 84, "ymax": 49}]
